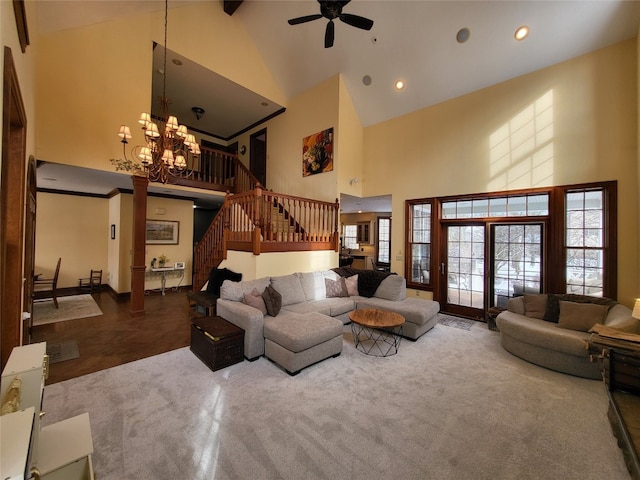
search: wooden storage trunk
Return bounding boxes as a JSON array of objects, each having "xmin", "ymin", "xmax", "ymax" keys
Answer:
[{"xmin": 190, "ymin": 316, "xmax": 244, "ymax": 372}]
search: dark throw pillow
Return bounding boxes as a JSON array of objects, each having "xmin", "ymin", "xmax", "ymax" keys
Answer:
[{"xmin": 262, "ymin": 285, "xmax": 282, "ymax": 317}]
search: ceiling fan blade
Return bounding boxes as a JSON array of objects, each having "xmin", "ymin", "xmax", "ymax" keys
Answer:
[
  {"xmin": 288, "ymin": 14, "xmax": 323, "ymax": 25},
  {"xmin": 325, "ymin": 20, "xmax": 335, "ymax": 48},
  {"xmin": 339, "ymin": 13, "xmax": 374, "ymax": 30}
]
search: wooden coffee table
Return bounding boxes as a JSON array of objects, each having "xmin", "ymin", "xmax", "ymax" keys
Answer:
[{"xmin": 349, "ymin": 308, "xmax": 405, "ymax": 357}]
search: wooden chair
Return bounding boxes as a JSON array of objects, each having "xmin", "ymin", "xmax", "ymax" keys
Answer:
[
  {"xmin": 370, "ymin": 257, "xmax": 390, "ymax": 273},
  {"xmin": 34, "ymin": 257, "xmax": 62, "ymax": 308},
  {"xmin": 79, "ymin": 269, "xmax": 102, "ymax": 293}
]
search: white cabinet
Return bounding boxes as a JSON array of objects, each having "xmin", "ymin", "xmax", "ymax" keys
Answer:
[{"xmin": 0, "ymin": 343, "xmax": 94, "ymax": 480}]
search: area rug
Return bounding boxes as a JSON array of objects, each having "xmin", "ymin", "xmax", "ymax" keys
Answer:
[
  {"xmin": 42, "ymin": 324, "xmax": 628, "ymax": 480},
  {"xmin": 46, "ymin": 340, "xmax": 79, "ymax": 364},
  {"xmin": 33, "ymin": 294, "xmax": 103, "ymax": 326},
  {"xmin": 437, "ymin": 313, "xmax": 475, "ymax": 330}
]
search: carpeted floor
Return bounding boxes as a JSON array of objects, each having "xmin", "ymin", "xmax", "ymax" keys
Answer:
[
  {"xmin": 33, "ymin": 294, "xmax": 103, "ymax": 326},
  {"xmin": 42, "ymin": 322, "xmax": 629, "ymax": 480}
]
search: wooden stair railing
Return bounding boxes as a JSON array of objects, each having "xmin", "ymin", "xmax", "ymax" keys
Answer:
[
  {"xmin": 192, "ymin": 188, "xmax": 339, "ymax": 291},
  {"xmin": 174, "ymin": 146, "xmax": 261, "ymax": 194}
]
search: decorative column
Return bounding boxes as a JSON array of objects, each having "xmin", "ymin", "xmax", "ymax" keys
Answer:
[{"xmin": 130, "ymin": 174, "xmax": 149, "ymax": 317}]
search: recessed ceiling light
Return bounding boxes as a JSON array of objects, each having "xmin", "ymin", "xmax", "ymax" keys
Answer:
[
  {"xmin": 514, "ymin": 26, "xmax": 529, "ymax": 41},
  {"xmin": 362, "ymin": 75, "xmax": 372, "ymax": 86},
  {"xmin": 261, "ymin": 101, "xmax": 269, "ymax": 107},
  {"xmin": 172, "ymin": 58, "xmax": 183, "ymax": 66},
  {"xmin": 394, "ymin": 80, "xmax": 405, "ymax": 91},
  {"xmin": 456, "ymin": 27, "xmax": 470, "ymax": 44}
]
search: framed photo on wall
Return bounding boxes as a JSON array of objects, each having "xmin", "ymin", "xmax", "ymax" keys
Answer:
[{"xmin": 146, "ymin": 219, "xmax": 179, "ymax": 245}]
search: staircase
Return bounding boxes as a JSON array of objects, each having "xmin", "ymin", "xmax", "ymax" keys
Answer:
[{"xmin": 191, "ymin": 148, "xmax": 339, "ymax": 291}]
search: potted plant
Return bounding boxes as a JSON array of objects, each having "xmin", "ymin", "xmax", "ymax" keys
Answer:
[{"xmin": 158, "ymin": 254, "xmax": 169, "ymax": 267}]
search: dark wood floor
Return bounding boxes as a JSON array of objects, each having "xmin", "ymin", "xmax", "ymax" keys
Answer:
[{"xmin": 31, "ymin": 290, "xmax": 192, "ymax": 385}]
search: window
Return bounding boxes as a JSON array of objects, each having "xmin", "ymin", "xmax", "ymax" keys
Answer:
[
  {"xmin": 405, "ymin": 182, "xmax": 616, "ymax": 301},
  {"xmin": 377, "ymin": 217, "xmax": 391, "ymax": 264},
  {"xmin": 407, "ymin": 201, "xmax": 432, "ymax": 285},
  {"xmin": 343, "ymin": 224, "xmax": 358, "ymax": 249},
  {"xmin": 565, "ymin": 188, "xmax": 605, "ymax": 296}
]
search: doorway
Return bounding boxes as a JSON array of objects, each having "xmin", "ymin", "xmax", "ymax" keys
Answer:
[
  {"xmin": 250, "ymin": 128, "xmax": 267, "ymax": 187},
  {"xmin": 1, "ymin": 47, "xmax": 28, "ymax": 368}
]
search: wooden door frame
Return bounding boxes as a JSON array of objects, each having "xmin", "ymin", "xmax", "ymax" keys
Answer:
[
  {"xmin": 250, "ymin": 128, "xmax": 267, "ymax": 187},
  {"xmin": 1, "ymin": 46, "xmax": 28, "ymax": 369}
]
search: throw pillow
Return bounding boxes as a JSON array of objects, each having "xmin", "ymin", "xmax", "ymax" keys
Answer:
[
  {"xmin": 523, "ymin": 294, "xmax": 547, "ymax": 319},
  {"xmin": 262, "ymin": 285, "xmax": 282, "ymax": 317},
  {"xmin": 557, "ymin": 300, "xmax": 608, "ymax": 332},
  {"xmin": 543, "ymin": 294, "xmax": 563, "ymax": 323},
  {"xmin": 242, "ymin": 288, "xmax": 267, "ymax": 316},
  {"xmin": 345, "ymin": 274, "xmax": 359, "ymax": 296},
  {"xmin": 325, "ymin": 277, "xmax": 348, "ymax": 298}
]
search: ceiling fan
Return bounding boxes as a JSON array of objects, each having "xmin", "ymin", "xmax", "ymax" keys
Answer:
[{"xmin": 288, "ymin": 0, "xmax": 374, "ymax": 48}]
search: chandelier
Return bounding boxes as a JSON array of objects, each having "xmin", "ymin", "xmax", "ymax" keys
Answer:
[{"xmin": 116, "ymin": 0, "xmax": 200, "ymax": 184}]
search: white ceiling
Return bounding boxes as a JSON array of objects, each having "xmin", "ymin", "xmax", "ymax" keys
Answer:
[{"xmin": 32, "ymin": 0, "xmax": 640, "ymax": 212}]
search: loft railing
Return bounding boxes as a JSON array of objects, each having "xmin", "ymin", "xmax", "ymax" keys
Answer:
[
  {"xmin": 175, "ymin": 146, "xmax": 260, "ymax": 194},
  {"xmin": 192, "ymin": 187, "xmax": 339, "ymax": 290}
]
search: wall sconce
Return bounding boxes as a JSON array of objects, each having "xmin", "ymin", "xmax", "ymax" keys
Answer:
[
  {"xmin": 349, "ymin": 177, "xmax": 359, "ymax": 186},
  {"xmin": 240, "ymin": 145, "xmax": 247, "ymax": 155}
]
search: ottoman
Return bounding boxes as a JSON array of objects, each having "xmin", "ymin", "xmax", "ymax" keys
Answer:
[{"xmin": 264, "ymin": 312, "xmax": 343, "ymax": 375}]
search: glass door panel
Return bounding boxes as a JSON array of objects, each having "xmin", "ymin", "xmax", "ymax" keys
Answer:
[
  {"xmin": 491, "ymin": 223, "xmax": 542, "ymax": 308},
  {"xmin": 444, "ymin": 225, "xmax": 485, "ymax": 316}
]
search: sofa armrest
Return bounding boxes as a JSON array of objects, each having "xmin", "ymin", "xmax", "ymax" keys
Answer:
[
  {"xmin": 217, "ymin": 299, "xmax": 265, "ymax": 359},
  {"xmin": 605, "ymin": 304, "xmax": 640, "ymax": 333}
]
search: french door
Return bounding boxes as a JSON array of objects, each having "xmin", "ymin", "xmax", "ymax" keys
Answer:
[
  {"xmin": 441, "ymin": 224, "xmax": 485, "ymax": 319},
  {"xmin": 440, "ymin": 222, "xmax": 544, "ymax": 319}
]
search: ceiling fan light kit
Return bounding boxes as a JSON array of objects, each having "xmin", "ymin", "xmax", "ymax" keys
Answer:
[{"xmin": 288, "ymin": 0, "xmax": 374, "ymax": 48}]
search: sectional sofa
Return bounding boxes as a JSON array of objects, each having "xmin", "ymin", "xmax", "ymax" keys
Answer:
[
  {"xmin": 216, "ymin": 269, "xmax": 440, "ymax": 375},
  {"xmin": 496, "ymin": 293, "xmax": 639, "ymax": 379}
]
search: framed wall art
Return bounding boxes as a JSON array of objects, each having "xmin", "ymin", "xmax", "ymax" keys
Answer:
[
  {"xmin": 302, "ymin": 127, "xmax": 333, "ymax": 177},
  {"xmin": 146, "ymin": 219, "xmax": 179, "ymax": 245}
]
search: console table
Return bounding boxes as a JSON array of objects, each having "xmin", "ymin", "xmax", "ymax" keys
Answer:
[
  {"xmin": 589, "ymin": 330, "xmax": 640, "ymax": 480},
  {"xmin": 145, "ymin": 267, "xmax": 184, "ymax": 295}
]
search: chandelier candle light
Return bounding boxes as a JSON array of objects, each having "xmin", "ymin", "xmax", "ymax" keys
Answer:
[{"xmin": 116, "ymin": 0, "xmax": 200, "ymax": 184}]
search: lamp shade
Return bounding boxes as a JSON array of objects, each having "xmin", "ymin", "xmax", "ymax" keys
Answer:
[
  {"xmin": 138, "ymin": 112, "xmax": 151, "ymax": 126},
  {"xmin": 118, "ymin": 125, "xmax": 132, "ymax": 140},
  {"xmin": 632, "ymin": 298, "xmax": 640, "ymax": 319},
  {"xmin": 166, "ymin": 116, "xmax": 179, "ymax": 131},
  {"xmin": 145, "ymin": 122, "xmax": 160, "ymax": 138}
]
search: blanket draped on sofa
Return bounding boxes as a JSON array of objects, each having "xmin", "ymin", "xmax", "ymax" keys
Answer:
[{"xmin": 332, "ymin": 267, "xmax": 394, "ymax": 298}]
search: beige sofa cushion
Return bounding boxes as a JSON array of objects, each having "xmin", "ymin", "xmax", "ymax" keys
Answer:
[
  {"xmin": 523, "ymin": 294, "xmax": 547, "ymax": 319},
  {"xmin": 271, "ymin": 274, "xmax": 306, "ymax": 306},
  {"xmin": 557, "ymin": 301, "xmax": 608, "ymax": 332},
  {"xmin": 374, "ymin": 275, "xmax": 406, "ymax": 301}
]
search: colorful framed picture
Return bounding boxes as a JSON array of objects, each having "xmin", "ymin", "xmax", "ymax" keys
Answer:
[
  {"xmin": 302, "ymin": 127, "xmax": 333, "ymax": 177},
  {"xmin": 146, "ymin": 219, "xmax": 179, "ymax": 245}
]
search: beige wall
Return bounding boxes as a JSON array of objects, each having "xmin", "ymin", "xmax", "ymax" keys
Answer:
[
  {"xmin": 35, "ymin": 2, "xmax": 285, "ymax": 172},
  {"xmin": 364, "ymin": 39, "xmax": 638, "ymax": 307},
  {"xmin": 260, "ymin": 75, "xmax": 340, "ymax": 203},
  {"xmin": 144, "ymin": 196, "xmax": 194, "ymax": 292},
  {"xmin": 35, "ymin": 193, "xmax": 109, "ymax": 289},
  {"xmin": 222, "ymin": 250, "xmax": 338, "ymax": 281}
]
